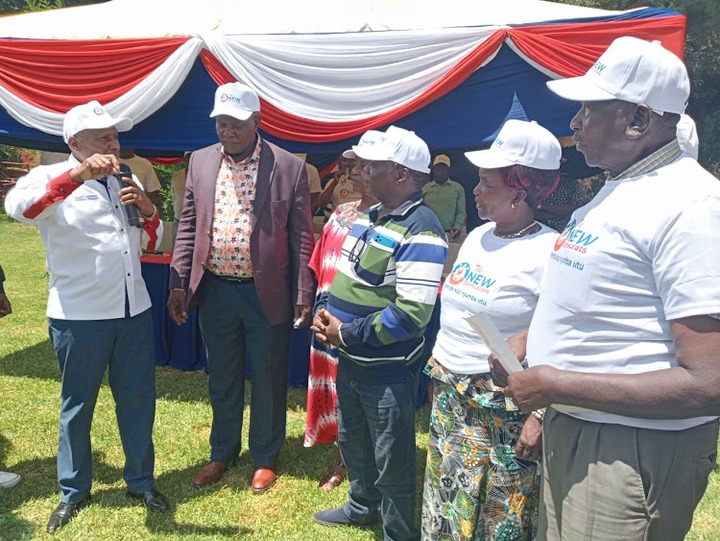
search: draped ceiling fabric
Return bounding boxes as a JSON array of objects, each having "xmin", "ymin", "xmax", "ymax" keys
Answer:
[{"xmin": 0, "ymin": 0, "xmax": 687, "ymax": 156}]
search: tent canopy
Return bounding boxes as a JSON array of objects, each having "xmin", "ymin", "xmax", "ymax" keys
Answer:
[
  {"xmin": 0, "ymin": 0, "xmax": 629, "ymax": 37},
  {"xmin": 0, "ymin": 0, "xmax": 686, "ymax": 156}
]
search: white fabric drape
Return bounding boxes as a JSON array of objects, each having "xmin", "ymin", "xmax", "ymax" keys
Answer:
[
  {"xmin": 203, "ymin": 27, "xmax": 500, "ymax": 121},
  {"xmin": 0, "ymin": 38, "xmax": 203, "ymax": 136}
]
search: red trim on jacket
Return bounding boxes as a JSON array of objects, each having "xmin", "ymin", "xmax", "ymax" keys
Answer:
[
  {"xmin": 142, "ymin": 207, "xmax": 160, "ymax": 252},
  {"xmin": 23, "ymin": 170, "xmax": 81, "ymax": 219}
]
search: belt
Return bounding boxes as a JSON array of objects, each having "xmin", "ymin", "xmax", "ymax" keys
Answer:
[{"xmin": 211, "ymin": 273, "xmax": 254, "ymax": 283}]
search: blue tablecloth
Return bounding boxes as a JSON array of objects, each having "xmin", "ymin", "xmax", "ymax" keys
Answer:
[
  {"xmin": 140, "ymin": 256, "xmax": 310, "ymax": 386},
  {"xmin": 140, "ymin": 255, "xmax": 435, "ymax": 404}
]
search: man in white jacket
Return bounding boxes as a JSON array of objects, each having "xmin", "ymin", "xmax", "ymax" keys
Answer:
[{"xmin": 5, "ymin": 100, "xmax": 169, "ymax": 534}]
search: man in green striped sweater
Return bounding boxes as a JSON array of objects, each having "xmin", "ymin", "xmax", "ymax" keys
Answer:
[{"xmin": 311, "ymin": 126, "xmax": 448, "ymax": 541}]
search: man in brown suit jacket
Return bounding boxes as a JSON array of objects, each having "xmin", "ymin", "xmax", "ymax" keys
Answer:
[{"xmin": 168, "ymin": 83, "xmax": 315, "ymax": 494}]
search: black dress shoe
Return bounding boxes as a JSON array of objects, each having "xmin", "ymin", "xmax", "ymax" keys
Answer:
[
  {"xmin": 46, "ymin": 496, "xmax": 91, "ymax": 534},
  {"xmin": 127, "ymin": 487, "xmax": 170, "ymax": 512}
]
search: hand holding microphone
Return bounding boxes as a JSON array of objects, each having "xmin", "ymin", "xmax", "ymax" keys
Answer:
[
  {"xmin": 116, "ymin": 164, "xmax": 144, "ymax": 228},
  {"xmin": 68, "ymin": 154, "xmax": 154, "ymax": 228}
]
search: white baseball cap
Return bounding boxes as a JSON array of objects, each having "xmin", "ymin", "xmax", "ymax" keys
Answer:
[
  {"xmin": 343, "ymin": 126, "xmax": 431, "ymax": 173},
  {"xmin": 546, "ymin": 36, "xmax": 689, "ymax": 115},
  {"xmin": 465, "ymin": 119, "xmax": 561, "ymax": 171},
  {"xmin": 62, "ymin": 100, "xmax": 132, "ymax": 143},
  {"xmin": 210, "ymin": 82, "xmax": 260, "ymax": 121}
]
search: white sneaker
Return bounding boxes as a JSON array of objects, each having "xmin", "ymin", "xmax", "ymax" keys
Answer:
[{"xmin": 0, "ymin": 471, "xmax": 21, "ymax": 488}]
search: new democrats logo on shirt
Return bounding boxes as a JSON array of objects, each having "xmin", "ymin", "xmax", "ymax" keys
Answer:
[
  {"xmin": 447, "ymin": 262, "xmax": 496, "ymax": 291},
  {"xmin": 554, "ymin": 219, "xmax": 599, "ymax": 254}
]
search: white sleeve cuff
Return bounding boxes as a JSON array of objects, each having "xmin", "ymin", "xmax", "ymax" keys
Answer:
[{"xmin": 337, "ymin": 323, "xmax": 347, "ymax": 347}]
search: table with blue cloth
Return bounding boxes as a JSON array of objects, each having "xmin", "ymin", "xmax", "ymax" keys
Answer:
[{"xmin": 140, "ymin": 254, "xmax": 436, "ymax": 404}]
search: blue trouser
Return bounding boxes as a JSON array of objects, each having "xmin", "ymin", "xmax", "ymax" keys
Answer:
[
  {"xmin": 197, "ymin": 273, "xmax": 291, "ymax": 467},
  {"xmin": 337, "ymin": 354, "xmax": 423, "ymax": 541},
  {"xmin": 48, "ymin": 309, "xmax": 156, "ymax": 503}
]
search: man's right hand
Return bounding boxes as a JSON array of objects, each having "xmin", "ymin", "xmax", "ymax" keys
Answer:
[
  {"xmin": 167, "ymin": 289, "xmax": 188, "ymax": 325},
  {"xmin": 69, "ymin": 153, "xmax": 120, "ymax": 183}
]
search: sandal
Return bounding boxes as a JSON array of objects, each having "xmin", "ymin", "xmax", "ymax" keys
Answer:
[{"xmin": 318, "ymin": 460, "xmax": 346, "ymax": 491}]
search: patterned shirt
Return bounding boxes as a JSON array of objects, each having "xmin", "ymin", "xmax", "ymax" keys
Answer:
[
  {"xmin": 611, "ymin": 139, "xmax": 682, "ymax": 181},
  {"xmin": 206, "ymin": 140, "xmax": 261, "ymax": 278}
]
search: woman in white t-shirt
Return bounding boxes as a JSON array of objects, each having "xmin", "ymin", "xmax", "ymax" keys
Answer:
[{"xmin": 421, "ymin": 120, "xmax": 561, "ymax": 541}]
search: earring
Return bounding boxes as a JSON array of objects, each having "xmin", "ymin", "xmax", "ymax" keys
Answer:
[{"xmin": 511, "ymin": 203, "xmax": 516, "ymax": 209}]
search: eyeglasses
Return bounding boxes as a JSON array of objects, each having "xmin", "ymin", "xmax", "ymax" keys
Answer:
[{"xmin": 347, "ymin": 226, "xmax": 375, "ymax": 263}]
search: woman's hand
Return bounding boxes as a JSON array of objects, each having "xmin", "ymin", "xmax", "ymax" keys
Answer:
[
  {"xmin": 488, "ymin": 329, "xmax": 528, "ymax": 387},
  {"xmin": 515, "ymin": 414, "xmax": 542, "ymax": 461},
  {"xmin": 488, "ymin": 356, "xmax": 510, "ymax": 388}
]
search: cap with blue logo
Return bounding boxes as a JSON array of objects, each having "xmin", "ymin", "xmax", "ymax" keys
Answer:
[
  {"xmin": 210, "ymin": 82, "xmax": 261, "ymax": 122},
  {"xmin": 546, "ymin": 36, "xmax": 689, "ymax": 115},
  {"xmin": 343, "ymin": 126, "xmax": 431, "ymax": 174},
  {"xmin": 465, "ymin": 119, "xmax": 561, "ymax": 171}
]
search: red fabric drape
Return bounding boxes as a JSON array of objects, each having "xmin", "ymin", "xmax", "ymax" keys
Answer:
[
  {"xmin": 508, "ymin": 15, "xmax": 687, "ymax": 78},
  {"xmin": 0, "ymin": 37, "xmax": 189, "ymax": 111},
  {"xmin": 200, "ymin": 30, "xmax": 507, "ymax": 143}
]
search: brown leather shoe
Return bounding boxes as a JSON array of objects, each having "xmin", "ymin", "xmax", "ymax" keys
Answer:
[
  {"xmin": 250, "ymin": 467, "xmax": 276, "ymax": 494},
  {"xmin": 191, "ymin": 460, "xmax": 229, "ymax": 488}
]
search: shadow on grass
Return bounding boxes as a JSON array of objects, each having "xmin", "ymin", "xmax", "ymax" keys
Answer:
[
  {"xmin": 0, "ymin": 338, "xmax": 431, "ymax": 413},
  {"xmin": 0, "ymin": 339, "xmax": 305, "ymax": 408},
  {"xmin": 1, "ymin": 439, "xmax": 430, "ymax": 539},
  {"xmin": 0, "ymin": 339, "xmax": 58, "ymax": 381},
  {"xmin": 0, "ymin": 449, "xmax": 249, "ymax": 538}
]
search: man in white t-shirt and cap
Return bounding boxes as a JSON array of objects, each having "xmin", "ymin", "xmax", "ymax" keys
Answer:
[{"xmin": 495, "ymin": 36, "xmax": 720, "ymax": 540}]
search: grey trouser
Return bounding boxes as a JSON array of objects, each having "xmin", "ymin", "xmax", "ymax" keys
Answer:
[{"xmin": 539, "ymin": 408, "xmax": 718, "ymax": 541}]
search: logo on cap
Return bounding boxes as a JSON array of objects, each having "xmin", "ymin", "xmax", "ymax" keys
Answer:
[
  {"xmin": 93, "ymin": 107, "xmax": 104, "ymax": 116},
  {"xmin": 494, "ymin": 138, "xmax": 504, "ymax": 147},
  {"xmin": 220, "ymin": 93, "xmax": 245, "ymax": 104},
  {"xmin": 591, "ymin": 61, "xmax": 607, "ymax": 75}
]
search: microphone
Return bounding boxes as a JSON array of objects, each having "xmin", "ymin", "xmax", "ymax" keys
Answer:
[{"xmin": 116, "ymin": 163, "xmax": 143, "ymax": 228}]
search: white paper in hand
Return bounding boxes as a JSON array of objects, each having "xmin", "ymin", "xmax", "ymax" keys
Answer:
[{"xmin": 465, "ymin": 312, "xmax": 524, "ymax": 374}]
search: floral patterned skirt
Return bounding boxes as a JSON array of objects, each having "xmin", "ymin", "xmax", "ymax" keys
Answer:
[{"xmin": 421, "ymin": 363, "xmax": 540, "ymax": 541}]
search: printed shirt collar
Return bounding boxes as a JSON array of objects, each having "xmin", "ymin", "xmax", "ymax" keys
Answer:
[
  {"xmin": 221, "ymin": 136, "xmax": 262, "ymax": 165},
  {"xmin": 611, "ymin": 139, "xmax": 682, "ymax": 181}
]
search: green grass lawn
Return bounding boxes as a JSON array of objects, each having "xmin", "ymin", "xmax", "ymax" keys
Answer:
[{"xmin": 0, "ymin": 214, "xmax": 718, "ymax": 540}]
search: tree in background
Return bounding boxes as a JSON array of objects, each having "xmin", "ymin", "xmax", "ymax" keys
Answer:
[
  {"xmin": 0, "ymin": 0, "xmax": 106, "ymax": 13},
  {"xmin": 556, "ymin": 0, "xmax": 720, "ymax": 174}
]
